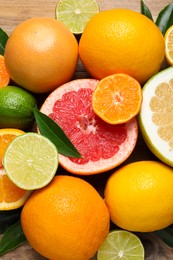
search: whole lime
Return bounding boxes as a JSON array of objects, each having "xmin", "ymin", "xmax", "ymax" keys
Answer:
[{"xmin": 0, "ymin": 86, "xmax": 37, "ymax": 130}]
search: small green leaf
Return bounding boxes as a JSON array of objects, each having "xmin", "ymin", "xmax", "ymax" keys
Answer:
[
  {"xmin": 156, "ymin": 3, "xmax": 173, "ymax": 35},
  {"xmin": 0, "ymin": 208, "xmax": 21, "ymax": 234},
  {"xmin": 33, "ymin": 107, "xmax": 81, "ymax": 158},
  {"xmin": 155, "ymin": 226, "xmax": 173, "ymax": 248},
  {"xmin": 0, "ymin": 221, "xmax": 26, "ymax": 255},
  {"xmin": 0, "ymin": 28, "xmax": 8, "ymax": 55},
  {"xmin": 140, "ymin": 0, "xmax": 154, "ymax": 21}
]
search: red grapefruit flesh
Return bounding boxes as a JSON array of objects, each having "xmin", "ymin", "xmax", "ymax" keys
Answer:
[{"xmin": 40, "ymin": 79, "xmax": 138, "ymax": 175}]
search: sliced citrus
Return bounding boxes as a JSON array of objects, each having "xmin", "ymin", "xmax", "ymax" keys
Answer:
[
  {"xmin": 97, "ymin": 230, "xmax": 144, "ymax": 260},
  {"xmin": 165, "ymin": 25, "xmax": 173, "ymax": 65},
  {"xmin": 40, "ymin": 79, "xmax": 138, "ymax": 175},
  {"xmin": 0, "ymin": 128, "xmax": 31, "ymax": 210},
  {"xmin": 138, "ymin": 66, "xmax": 173, "ymax": 167},
  {"xmin": 0, "ymin": 54, "xmax": 10, "ymax": 87},
  {"xmin": 55, "ymin": 0, "xmax": 100, "ymax": 34},
  {"xmin": 3, "ymin": 132, "xmax": 59, "ymax": 190},
  {"xmin": 92, "ymin": 74, "xmax": 142, "ymax": 125}
]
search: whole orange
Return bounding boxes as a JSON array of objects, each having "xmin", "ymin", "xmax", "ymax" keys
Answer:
[
  {"xmin": 21, "ymin": 175, "xmax": 110, "ymax": 260},
  {"xmin": 79, "ymin": 9, "xmax": 165, "ymax": 85},
  {"xmin": 4, "ymin": 17, "xmax": 78, "ymax": 93}
]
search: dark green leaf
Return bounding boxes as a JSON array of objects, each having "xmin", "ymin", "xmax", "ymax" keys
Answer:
[
  {"xmin": 156, "ymin": 3, "xmax": 173, "ymax": 35},
  {"xmin": 0, "ymin": 208, "xmax": 21, "ymax": 234},
  {"xmin": 0, "ymin": 221, "xmax": 26, "ymax": 255},
  {"xmin": 155, "ymin": 226, "xmax": 173, "ymax": 248},
  {"xmin": 140, "ymin": 0, "xmax": 154, "ymax": 21},
  {"xmin": 33, "ymin": 107, "xmax": 81, "ymax": 158},
  {"xmin": 0, "ymin": 28, "xmax": 8, "ymax": 55}
]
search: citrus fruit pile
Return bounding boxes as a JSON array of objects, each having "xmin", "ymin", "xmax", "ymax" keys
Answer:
[{"xmin": 1, "ymin": 0, "xmax": 173, "ymax": 260}]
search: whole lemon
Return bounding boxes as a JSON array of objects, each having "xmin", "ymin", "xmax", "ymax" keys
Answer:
[
  {"xmin": 21, "ymin": 175, "xmax": 110, "ymax": 260},
  {"xmin": 79, "ymin": 9, "xmax": 165, "ymax": 85},
  {"xmin": 4, "ymin": 17, "xmax": 78, "ymax": 93},
  {"xmin": 104, "ymin": 161, "xmax": 173, "ymax": 232}
]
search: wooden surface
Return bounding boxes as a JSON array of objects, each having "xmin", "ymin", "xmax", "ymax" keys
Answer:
[{"xmin": 1, "ymin": 0, "xmax": 173, "ymax": 259}]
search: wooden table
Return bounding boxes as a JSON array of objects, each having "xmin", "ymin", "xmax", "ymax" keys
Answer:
[{"xmin": 1, "ymin": 0, "xmax": 173, "ymax": 259}]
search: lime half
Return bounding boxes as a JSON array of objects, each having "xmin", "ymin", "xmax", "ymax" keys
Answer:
[
  {"xmin": 3, "ymin": 133, "xmax": 59, "ymax": 190},
  {"xmin": 138, "ymin": 66, "xmax": 173, "ymax": 167},
  {"xmin": 97, "ymin": 230, "xmax": 144, "ymax": 260},
  {"xmin": 55, "ymin": 0, "xmax": 100, "ymax": 34}
]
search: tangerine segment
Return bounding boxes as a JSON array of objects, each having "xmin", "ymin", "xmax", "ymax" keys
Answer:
[
  {"xmin": 92, "ymin": 73, "xmax": 142, "ymax": 124},
  {"xmin": 0, "ymin": 55, "xmax": 10, "ymax": 87}
]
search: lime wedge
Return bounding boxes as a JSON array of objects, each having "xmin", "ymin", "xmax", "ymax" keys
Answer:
[
  {"xmin": 138, "ymin": 66, "xmax": 173, "ymax": 167},
  {"xmin": 3, "ymin": 133, "xmax": 59, "ymax": 190},
  {"xmin": 55, "ymin": 0, "xmax": 100, "ymax": 34},
  {"xmin": 97, "ymin": 230, "xmax": 144, "ymax": 260}
]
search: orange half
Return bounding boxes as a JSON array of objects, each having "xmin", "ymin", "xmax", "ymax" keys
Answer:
[
  {"xmin": 92, "ymin": 73, "xmax": 142, "ymax": 124},
  {"xmin": 0, "ymin": 55, "xmax": 10, "ymax": 87},
  {"xmin": 0, "ymin": 128, "xmax": 31, "ymax": 210}
]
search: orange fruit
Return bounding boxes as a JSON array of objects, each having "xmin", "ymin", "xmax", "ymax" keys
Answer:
[
  {"xmin": 0, "ymin": 54, "xmax": 10, "ymax": 87},
  {"xmin": 79, "ymin": 9, "xmax": 165, "ymax": 85},
  {"xmin": 104, "ymin": 161, "xmax": 173, "ymax": 232},
  {"xmin": 0, "ymin": 128, "xmax": 31, "ymax": 210},
  {"xmin": 21, "ymin": 175, "xmax": 110, "ymax": 260},
  {"xmin": 4, "ymin": 17, "xmax": 78, "ymax": 93},
  {"xmin": 92, "ymin": 73, "xmax": 142, "ymax": 125},
  {"xmin": 40, "ymin": 78, "xmax": 138, "ymax": 175}
]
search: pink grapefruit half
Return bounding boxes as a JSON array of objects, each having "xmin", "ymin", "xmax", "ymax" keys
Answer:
[{"xmin": 40, "ymin": 78, "xmax": 138, "ymax": 175}]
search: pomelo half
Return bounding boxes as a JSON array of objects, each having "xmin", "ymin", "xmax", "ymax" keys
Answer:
[{"xmin": 40, "ymin": 79, "xmax": 138, "ymax": 175}]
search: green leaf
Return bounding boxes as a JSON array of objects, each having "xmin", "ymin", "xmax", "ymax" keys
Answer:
[
  {"xmin": 140, "ymin": 0, "xmax": 154, "ymax": 21},
  {"xmin": 0, "ymin": 221, "xmax": 26, "ymax": 255},
  {"xmin": 0, "ymin": 28, "xmax": 8, "ymax": 55},
  {"xmin": 156, "ymin": 3, "xmax": 173, "ymax": 35},
  {"xmin": 155, "ymin": 226, "xmax": 173, "ymax": 248},
  {"xmin": 0, "ymin": 208, "xmax": 21, "ymax": 234},
  {"xmin": 33, "ymin": 107, "xmax": 81, "ymax": 158}
]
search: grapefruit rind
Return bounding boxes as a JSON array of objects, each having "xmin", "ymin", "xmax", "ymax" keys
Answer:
[
  {"xmin": 138, "ymin": 66, "xmax": 173, "ymax": 167},
  {"xmin": 40, "ymin": 78, "xmax": 138, "ymax": 175}
]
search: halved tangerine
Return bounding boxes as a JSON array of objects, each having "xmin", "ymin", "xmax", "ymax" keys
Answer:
[
  {"xmin": 92, "ymin": 73, "xmax": 142, "ymax": 124},
  {"xmin": 40, "ymin": 79, "xmax": 138, "ymax": 175},
  {"xmin": 0, "ymin": 128, "xmax": 31, "ymax": 210}
]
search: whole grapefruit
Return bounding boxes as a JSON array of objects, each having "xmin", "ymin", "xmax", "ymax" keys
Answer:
[{"xmin": 4, "ymin": 17, "xmax": 78, "ymax": 93}]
